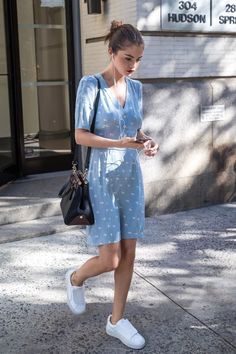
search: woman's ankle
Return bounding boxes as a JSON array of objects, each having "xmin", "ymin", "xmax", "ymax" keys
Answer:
[
  {"xmin": 110, "ymin": 314, "xmax": 122, "ymax": 325},
  {"xmin": 70, "ymin": 271, "xmax": 84, "ymax": 287}
]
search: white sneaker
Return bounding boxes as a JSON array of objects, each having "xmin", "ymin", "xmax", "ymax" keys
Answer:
[
  {"xmin": 65, "ymin": 269, "xmax": 86, "ymax": 315},
  {"xmin": 106, "ymin": 315, "xmax": 145, "ymax": 350}
]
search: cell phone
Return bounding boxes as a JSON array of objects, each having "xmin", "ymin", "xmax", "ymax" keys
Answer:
[
  {"xmin": 135, "ymin": 130, "xmax": 151, "ymax": 143},
  {"xmin": 135, "ymin": 137, "xmax": 151, "ymax": 143}
]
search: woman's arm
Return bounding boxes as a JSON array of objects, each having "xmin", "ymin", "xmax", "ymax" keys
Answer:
[{"xmin": 75, "ymin": 129, "xmax": 146, "ymax": 149}]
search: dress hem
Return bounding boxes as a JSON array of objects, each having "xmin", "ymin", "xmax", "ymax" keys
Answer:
[{"xmin": 87, "ymin": 233, "xmax": 144, "ymax": 247}]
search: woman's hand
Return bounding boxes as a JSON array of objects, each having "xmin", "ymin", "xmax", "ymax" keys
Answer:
[
  {"xmin": 75, "ymin": 129, "xmax": 145, "ymax": 149},
  {"xmin": 143, "ymin": 139, "xmax": 159, "ymax": 157},
  {"xmin": 119, "ymin": 137, "xmax": 148, "ymax": 149},
  {"xmin": 75, "ymin": 128, "xmax": 159, "ymax": 153}
]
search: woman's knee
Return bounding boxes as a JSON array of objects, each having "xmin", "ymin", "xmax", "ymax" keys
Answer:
[
  {"xmin": 102, "ymin": 255, "xmax": 121, "ymax": 272},
  {"xmin": 98, "ymin": 243, "xmax": 121, "ymax": 272}
]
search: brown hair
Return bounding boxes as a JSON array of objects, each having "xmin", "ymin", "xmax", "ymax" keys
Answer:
[{"xmin": 104, "ymin": 20, "xmax": 144, "ymax": 53}]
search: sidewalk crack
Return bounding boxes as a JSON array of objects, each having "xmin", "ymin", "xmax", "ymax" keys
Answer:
[{"xmin": 134, "ymin": 269, "xmax": 236, "ymax": 352}]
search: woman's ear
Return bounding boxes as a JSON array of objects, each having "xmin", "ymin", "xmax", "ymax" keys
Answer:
[{"xmin": 108, "ymin": 48, "xmax": 113, "ymax": 60}]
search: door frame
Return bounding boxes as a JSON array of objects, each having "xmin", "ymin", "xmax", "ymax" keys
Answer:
[
  {"xmin": 1, "ymin": 0, "xmax": 24, "ymax": 185},
  {"xmin": 3, "ymin": 0, "xmax": 76, "ymax": 178}
]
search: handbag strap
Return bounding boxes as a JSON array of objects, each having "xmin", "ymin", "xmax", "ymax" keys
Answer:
[{"xmin": 74, "ymin": 75, "xmax": 101, "ymax": 170}]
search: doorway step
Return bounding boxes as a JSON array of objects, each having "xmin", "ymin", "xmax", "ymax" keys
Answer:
[{"xmin": 0, "ymin": 171, "xmax": 79, "ymax": 243}]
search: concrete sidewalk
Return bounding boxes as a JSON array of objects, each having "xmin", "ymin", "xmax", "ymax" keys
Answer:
[{"xmin": 0, "ymin": 198, "xmax": 236, "ymax": 353}]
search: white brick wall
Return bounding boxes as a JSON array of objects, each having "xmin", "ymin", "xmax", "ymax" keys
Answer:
[
  {"xmin": 136, "ymin": 0, "xmax": 236, "ymax": 78},
  {"xmin": 82, "ymin": 41, "xmax": 108, "ymax": 75},
  {"xmin": 135, "ymin": 35, "xmax": 236, "ymax": 78}
]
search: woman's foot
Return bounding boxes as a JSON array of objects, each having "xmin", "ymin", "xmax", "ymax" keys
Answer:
[
  {"xmin": 106, "ymin": 315, "xmax": 145, "ymax": 349},
  {"xmin": 65, "ymin": 269, "xmax": 86, "ymax": 315}
]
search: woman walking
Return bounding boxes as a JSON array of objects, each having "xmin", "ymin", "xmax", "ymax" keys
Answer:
[{"xmin": 66, "ymin": 20, "xmax": 159, "ymax": 350}]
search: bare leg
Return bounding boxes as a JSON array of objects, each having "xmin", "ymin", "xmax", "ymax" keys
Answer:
[
  {"xmin": 71, "ymin": 242, "xmax": 121, "ymax": 286},
  {"xmin": 111, "ymin": 239, "xmax": 136, "ymax": 324}
]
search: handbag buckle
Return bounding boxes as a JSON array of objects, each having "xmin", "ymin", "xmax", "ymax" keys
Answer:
[
  {"xmin": 72, "ymin": 161, "xmax": 77, "ymax": 174},
  {"xmin": 77, "ymin": 169, "xmax": 88, "ymax": 185},
  {"xmin": 71, "ymin": 162, "xmax": 88, "ymax": 185},
  {"xmin": 70, "ymin": 161, "xmax": 82, "ymax": 188}
]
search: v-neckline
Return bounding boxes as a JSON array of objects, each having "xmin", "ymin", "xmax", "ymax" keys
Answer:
[{"xmin": 98, "ymin": 73, "xmax": 128, "ymax": 110}]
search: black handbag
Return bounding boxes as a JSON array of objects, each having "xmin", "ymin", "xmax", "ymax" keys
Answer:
[{"xmin": 58, "ymin": 76, "xmax": 101, "ymax": 225}]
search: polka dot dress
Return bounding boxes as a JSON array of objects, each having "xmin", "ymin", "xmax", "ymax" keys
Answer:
[{"xmin": 75, "ymin": 73, "xmax": 145, "ymax": 246}]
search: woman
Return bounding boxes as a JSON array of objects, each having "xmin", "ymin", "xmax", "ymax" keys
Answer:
[{"xmin": 66, "ymin": 20, "xmax": 159, "ymax": 350}]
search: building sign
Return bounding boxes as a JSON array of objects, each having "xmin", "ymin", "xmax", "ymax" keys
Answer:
[
  {"xmin": 200, "ymin": 105, "xmax": 225, "ymax": 122},
  {"xmin": 213, "ymin": 3, "xmax": 236, "ymax": 31},
  {"xmin": 162, "ymin": 1, "xmax": 236, "ymax": 32}
]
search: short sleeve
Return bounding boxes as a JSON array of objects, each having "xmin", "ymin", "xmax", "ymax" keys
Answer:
[{"xmin": 74, "ymin": 75, "xmax": 98, "ymax": 130}]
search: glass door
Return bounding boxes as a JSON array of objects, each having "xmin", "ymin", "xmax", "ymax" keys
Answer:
[
  {"xmin": 0, "ymin": 0, "xmax": 17, "ymax": 185},
  {"xmin": 16, "ymin": 0, "xmax": 73, "ymax": 173}
]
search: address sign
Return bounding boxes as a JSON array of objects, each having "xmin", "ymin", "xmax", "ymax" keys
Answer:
[{"xmin": 162, "ymin": 1, "xmax": 236, "ymax": 32}]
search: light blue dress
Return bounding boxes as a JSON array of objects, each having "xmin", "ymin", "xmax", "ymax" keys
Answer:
[{"xmin": 75, "ymin": 73, "xmax": 145, "ymax": 246}]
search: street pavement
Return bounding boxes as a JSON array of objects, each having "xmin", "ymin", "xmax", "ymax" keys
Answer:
[{"xmin": 0, "ymin": 199, "xmax": 236, "ymax": 353}]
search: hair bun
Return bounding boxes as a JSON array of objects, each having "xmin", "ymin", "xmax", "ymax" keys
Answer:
[
  {"xmin": 110, "ymin": 20, "xmax": 123, "ymax": 32},
  {"xmin": 104, "ymin": 20, "xmax": 144, "ymax": 51}
]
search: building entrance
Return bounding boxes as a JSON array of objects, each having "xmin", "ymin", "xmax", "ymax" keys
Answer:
[{"xmin": 0, "ymin": 0, "xmax": 75, "ymax": 185}]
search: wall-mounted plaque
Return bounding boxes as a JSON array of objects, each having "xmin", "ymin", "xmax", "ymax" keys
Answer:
[
  {"xmin": 200, "ymin": 105, "xmax": 225, "ymax": 122},
  {"xmin": 212, "ymin": 2, "xmax": 236, "ymax": 31}
]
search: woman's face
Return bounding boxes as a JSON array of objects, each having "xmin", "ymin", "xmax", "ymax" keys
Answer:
[{"xmin": 111, "ymin": 44, "xmax": 144, "ymax": 77}]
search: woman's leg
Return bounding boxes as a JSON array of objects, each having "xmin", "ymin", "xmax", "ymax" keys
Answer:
[
  {"xmin": 71, "ymin": 242, "xmax": 121, "ymax": 286},
  {"xmin": 111, "ymin": 238, "xmax": 137, "ymax": 324}
]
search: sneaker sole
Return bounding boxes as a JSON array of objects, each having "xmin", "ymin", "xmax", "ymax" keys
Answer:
[{"xmin": 106, "ymin": 327, "xmax": 145, "ymax": 350}]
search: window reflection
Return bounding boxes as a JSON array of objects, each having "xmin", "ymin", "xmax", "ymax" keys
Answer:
[{"xmin": 17, "ymin": 0, "xmax": 70, "ymax": 159}]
